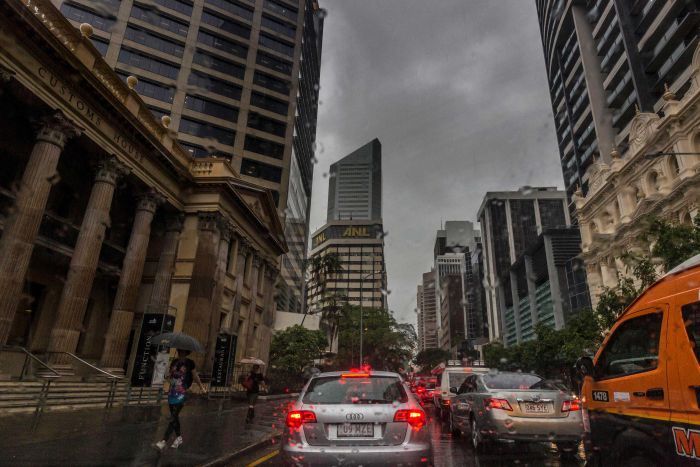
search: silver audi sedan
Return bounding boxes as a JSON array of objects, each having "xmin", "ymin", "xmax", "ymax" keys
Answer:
[
  {"xmin": 449, "ymin": 371, "xmax": 583, "ymax": 454},
  {"xmin": 281, "ymin": 369, "xmax": 433, "ymax": 466}
]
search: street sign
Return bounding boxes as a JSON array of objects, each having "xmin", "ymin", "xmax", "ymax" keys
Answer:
[{"xmin": 131, "ymin": 313, "xmax": 175, "ymax": 387}]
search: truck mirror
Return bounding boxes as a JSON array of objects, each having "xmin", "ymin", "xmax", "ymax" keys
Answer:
[
  {"xmin": 450, "ymin": 386, "xmax": 458, "ymax": 394},
  {"xmin": 576, "ymin": 356, "xmax": 595, "ymax": 378}
]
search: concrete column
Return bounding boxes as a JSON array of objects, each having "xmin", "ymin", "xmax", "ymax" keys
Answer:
[
  {"xmin": 243, "ymin": 254, "xmax": 262, "ymax": 356},
  {"xmin": 0, "ymin": 113, "xmax": 80, "ymax": 344},
  {"xmin": 600, "ymin": 260, "xmax": 618, "ymax": 288},
  {"xmin": 148, "ymin": 215, "xmax": 184, "ymax": 314},
  {"xmin": 182, "ymin": 212, "xmax": 222, "ymax": 369},
  {"xmin": 48, "ymin": 157, "xmax": 129, "ymax": 369},
  {"xmin": 509, "ymin": 270, "xmax": 522, "ymax": 344},
  {"xmin": 524, "ymin": 255, "xmax": 539, "ymax": 328},
  {"xmin": 100, "ymin": 192, "xmax": 161, "ymax": 372},
  {"xmin": 543, "ymin": 235, "xmax": 565, "ymax": 330},
  {"xmin": 617, "ymin": 187, "xmax": 637, "ymax": 224},
  {"xmin": 585, "ymin": 263, "xmax": 603, "ymax": 307}
]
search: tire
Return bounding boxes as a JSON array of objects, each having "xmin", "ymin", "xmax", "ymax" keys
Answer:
[
  {"xmin": 470, "ymin": 417, "xmax": 488, "ymax": 454},
  {"xmin": 556, "ymin": 441, "xmax": 580, "ymax": 458}
]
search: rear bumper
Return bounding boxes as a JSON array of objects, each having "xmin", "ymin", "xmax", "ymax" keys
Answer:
[
  {"xmin": 281, "ymin": 442, "xmax": 432, "ymax": 466},
  {"xmin": 481, "ymin": 412, "xmax": 584, "ymax": 443}
]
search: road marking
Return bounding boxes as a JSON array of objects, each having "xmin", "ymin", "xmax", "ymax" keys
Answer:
[{"xmin": 246, "ymin": 449, "xmax": 279, "ymax": 467}]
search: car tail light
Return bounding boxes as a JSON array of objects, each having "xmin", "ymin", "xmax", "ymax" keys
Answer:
[
  {"xmin": 484, "ymin": 398, "xmax": 513, "ymax": 411},
  {"xmin": 417, "ymin": 387, "xmax": 425, "ymax": 393},
  {"xmin": 286, "ymin": 410, "xmax": 317, "ymax": 429},
  {"xmin": 562, "ymin": 399, "xmax": 581, "ymax": 412},
  {"xmin": 394, "ymin": 409, "xmax": 426, "ymax": 429},
  {"xmin": 341, "ymin": 369, "xmax": 370, "ymax": 378}
]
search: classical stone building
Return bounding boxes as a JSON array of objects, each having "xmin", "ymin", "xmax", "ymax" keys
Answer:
[
  {"xmin": 576, "ymin": 43, "xmax": 700, "ymax": 307},
  {"xmin": 0, "ymin": 0, "xmax": 286, "ymax": 378}
]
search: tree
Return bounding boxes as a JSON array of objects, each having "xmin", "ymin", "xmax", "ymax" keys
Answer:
[
  {"xmin": 649, "ymin": 216, "xmax": 700, "ymax": 271},
  {"xmin": 413, "ymin": 348, "xmax": 451, "ymax": 371},
  {"xmin": 269, "ymin": 325, "xmax": 328, "ymax": 375}
]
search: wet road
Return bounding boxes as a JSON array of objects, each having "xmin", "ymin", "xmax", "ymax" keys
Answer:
[{"xmin": 243, "ymin": 404, "xmax": 585, "ymax": 466}]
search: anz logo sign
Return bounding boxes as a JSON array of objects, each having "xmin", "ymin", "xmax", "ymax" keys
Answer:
[{"xmin": 346, "ymin": 413, "xmax": 364, "ymax": 421}]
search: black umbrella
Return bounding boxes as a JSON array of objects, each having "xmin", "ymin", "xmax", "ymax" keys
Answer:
[{"xmin": 150, "ymin": 332, "xmax": 205, "ymax": 352}]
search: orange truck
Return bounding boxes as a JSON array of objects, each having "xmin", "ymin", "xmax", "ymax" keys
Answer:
[{"xmin": 577, "ymin": 255, "xmax": 700, "ymax": 466}]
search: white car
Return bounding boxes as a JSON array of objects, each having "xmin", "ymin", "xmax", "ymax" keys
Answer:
[{"xmin": 433, "ymin": 365, "xmax": 490, "ymax": 420}]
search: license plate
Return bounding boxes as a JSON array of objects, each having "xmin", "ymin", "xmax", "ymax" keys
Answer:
[
  {"xmin": 523, "ymin": 403, "xmax": 552, "ymax": 414},
  {"xmin": 337, "ymin": 423, "xmax": 374, "ymax": 437}
]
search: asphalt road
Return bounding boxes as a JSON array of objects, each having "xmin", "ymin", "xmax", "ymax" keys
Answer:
[{"xmin": 238, "ymin": 405, "xmax": 586, "ymax": 466}]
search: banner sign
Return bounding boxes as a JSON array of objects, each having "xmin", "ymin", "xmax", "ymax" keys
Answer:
[
  {"xmin": 131, "ymin": 313, "xmax": 175, "ymax": 387},
  {"xmin": 312, "ymin": 223, "xmax": 384, "ymax": 249},
  {"xmin": 211, "ymin": 333, "xmax": 237, "ymax": 387}
]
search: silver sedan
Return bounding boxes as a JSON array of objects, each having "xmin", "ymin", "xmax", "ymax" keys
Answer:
[
  {"xmin": 448, "ymin": 371, "xmax": 583, "ymax": 455},
  {"xmin": 281, "ymin": 369, "xmax": 433, "ymax": 466}
]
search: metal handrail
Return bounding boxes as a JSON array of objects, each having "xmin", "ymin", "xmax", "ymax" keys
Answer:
[
  {"xmin": 0, "ymin": 345, "xmax": 60, "ymax": 379},
  {"xmin": 47, "ymin": 352, "xmax": 123, "ymax": 380}
]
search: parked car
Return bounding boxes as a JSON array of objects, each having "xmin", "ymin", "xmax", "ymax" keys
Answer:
[
  {"xmin": 281, "ymin": 369, "xmax": 433, "ymax": 466},
  {"xmin": 449, "ymin": 371, "xmax": 583, "ymax": 454},
  {"xmin": 433, "ymin": 365, "xmax": 490, "ymax": 420},
  {"xmin": 411, "ymin": 376, "xmax": 437, "ymax": 405},
  {"xmin": 577, "ymin": 254, "xmax": 700, "ymax": 466}
]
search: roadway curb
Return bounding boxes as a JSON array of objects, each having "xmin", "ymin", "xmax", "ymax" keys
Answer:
[
  {"xmin": 258, "ymin": 393, "xmax": 298, "ymax": 401},
  {"xmin": 198, "ymin": 431, "xmax": 281, "ymax": 467}
]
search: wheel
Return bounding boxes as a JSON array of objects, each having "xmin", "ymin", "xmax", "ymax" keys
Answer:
[
  {"xmin": 449, "ymin": 413, "xmax": 460, "ymax": 436},
  {"xmin": 556, "ymin": 441, "xmax": 580, "ymax": 458},
  {"xmin": 470, "ymin": 417, "xmax": 489, "ymax": 453}
]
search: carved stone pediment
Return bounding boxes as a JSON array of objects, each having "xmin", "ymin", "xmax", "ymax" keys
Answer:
[
  {"xmin": 586, "ymin": 161, "xmax": 610, "ymax": 195},
  {"xmin": 628, "ymin": 112, "xmax": 661, "ymax": 155}
]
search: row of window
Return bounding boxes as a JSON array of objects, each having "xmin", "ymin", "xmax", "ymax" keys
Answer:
[
  {"xmin": 184, "ymin": 95, "xmax": 239, "ymax": 121},
  {"xmin": 130, "ymin": 4, "xmax": 189, "ymax": 36},
  {"xmin": 259, "ymin": 33, "xmax": 295, "ymax": 57},
  {"xmin": 261, "ymin": 14, "xmax": 296, "ymax": 38},
  {"xmin": 153, "ymin": 0, "xmax": 194, "ymax": 16},
  {"xmin": 244, "ymin": 135, "xmax": 285, "ymax": 160},
  {"xmin": 250, "ymin": 92, "xmax": 288, "ymax": 115},
  {"xmin": 61, "ymin": 3, "xmax": 116, "ymax": 31},
  {"xmin": 188, "ymin": 71, "xmax": 242, "ymax": 100},
  {"xmin": 124, "ymin": 25, "xmax": 185, "ymax": 57},
  {"xmin": 206, "ymin": 0, "xmax": 254, "ymax": 21},
  {"xmin": 117, "ymin": 72, "xmax": 175, "ymax": 102},
  {"xmin": 198, "ymin": 30, "xmax": 248, "ymax": 59},
  {"xmin": 256, "ymin": 51, "xmax": 293, "ymax": 75},
  {"xmin": 253, "ymin": 71, "xmax": 290, "ymax": 95},
  {"xmin": 248, "ymin": 112, "xmax": 286, "ymax": 137},
  {"xmin": 179, "ymin": 117, "xmax": 235, "ymax": 145},
  {"xmin": 201, "ymin": 10, "xmax": 251, "ymax": 40},
  {"xmin": 193, "ymin": 50, "xmax": 245, "ymax": 78},
  {"xmin": 241, "ymin": 158, "xmax": 282, "ymax": 183},
  {"xmin": 263, "ymin": 0, "xmax": 298, "ymax": 22},
  {"xmin": 118, "ymin": 48, "xmax": 180, "ymax": 79}
]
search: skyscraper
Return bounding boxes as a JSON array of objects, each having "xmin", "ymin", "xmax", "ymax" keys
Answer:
[
  {"xmin": 417, "ymin": 270, "xmax": 438, "ymax": 351},
  {"xmin": 57, "ymin": 0, "xmax": 325, "ymax": 315},
  {"xmin": 535, "ymin": 0, "xmax": 700, "ymax": 218},
  {"xmin": 327, "ymin": 138, "xmax": 382, "ymax": 222}
]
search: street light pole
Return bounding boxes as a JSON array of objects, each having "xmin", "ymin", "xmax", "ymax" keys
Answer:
[{"xmin": 359, "ymin": 267, "xmax": 383, "ymax": 367}]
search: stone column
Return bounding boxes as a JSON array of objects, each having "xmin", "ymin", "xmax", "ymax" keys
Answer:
[
  {"xmin": 100, "ymin": 192, "xmax": 162, "ymax": 372},
  {"xmin": 243, "ymin": 254, "xmax": 261, "ymax": 356},
  {"xmin": 48, "ymin": 157, "xmax": 128, "ymax": 369},
  {"xmin": 182, "ymin": 213, "xmax": 222, "ymax": 369},
  {"xmin": 617, "ymin": 187, "xmax": 637, "ymax": 224},
  {"xmin": 148, "ymin": 215, "xmax": 184, "ymax": 314},
  {"xmin": 600, "ymin": 260, "xmax": 618, "ymax": 289},
  {"xmin": 0, "ymin": 113, "xmax": 80, "ymax": 344}
]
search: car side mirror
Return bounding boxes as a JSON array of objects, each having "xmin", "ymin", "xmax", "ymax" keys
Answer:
[
  {"xmin": 450, "ymin": 386, "xmax": 458, "ymax": 394},
  {"xmin": 576, "ymin": 356, "xmax": 595, "ymax": 379}
]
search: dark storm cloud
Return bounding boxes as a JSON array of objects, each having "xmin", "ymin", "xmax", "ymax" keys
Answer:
[{"xmin": 310, "ymin": 0, "xmax": 563, "ymax": 326}]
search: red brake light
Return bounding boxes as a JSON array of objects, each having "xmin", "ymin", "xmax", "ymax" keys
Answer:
[
  {"xmin": 562, "ymin": 399, "xmax": 581, "ymax": 412},
  {"xmin": 286, "ymin": 410, "xmax": 317, "ymax": 428},
  {"xmin": 484, "ymin": 398, "xmax": 513, "ymax": 411},
  {"xmin": 394, "ymin": 409, "xmax": 426, "ymax": 429},
  {"xmin": 342, "ymin": 368, "xmax": 371, "ymax": 378}
]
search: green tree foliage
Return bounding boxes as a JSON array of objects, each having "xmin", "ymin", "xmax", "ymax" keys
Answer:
[
  {"xmin": 335, "ymin": 306, "xmax": 415, "ymax": 372},
  {"xmin": 648, "ymin": 216, "xmax": 700, "ymax": 271},
  {"xmin": 269, "ymin": 325, "xmax": 328, "ymax": 375},
  {"xmin": 413, "ymin": 348, "xmax": 452, "ymax": 371}
]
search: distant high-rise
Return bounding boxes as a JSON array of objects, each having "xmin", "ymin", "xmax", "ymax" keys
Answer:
[
  {"xmin": 417, "ymin": 270, "xmax": 439, "ymax": 351},
  {"xmin": 535, "ymin": 0, "xmax": 700, "ymax": 218},
  {"xmin": 327, "ymin": 139, "xmax": 382, "ymax": 221},
  {"xmin": 57, "ymin": 0, "xmax": 325, "ymax": 315}
]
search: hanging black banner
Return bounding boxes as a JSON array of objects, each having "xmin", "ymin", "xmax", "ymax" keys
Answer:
[
  {"xmin": 211, "ymin": 333, "xmax": 237, "ymax": 387},
  {"xmin": 131, "ymin": 313, "xmax": 175, "ymax": 387}
]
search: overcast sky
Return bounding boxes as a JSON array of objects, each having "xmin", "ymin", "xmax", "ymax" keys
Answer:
[{"xmin": 309, "ymin": 0, "xmax": 564, "ymax": 327}]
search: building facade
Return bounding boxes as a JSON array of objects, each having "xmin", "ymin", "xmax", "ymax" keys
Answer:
[
  {"xmin": 326, "ymin": 139, "xmax": 382, "ymax": 222},
  {"xmin": 55, "ymin": 0, "xmax": 325, "ymax": 319},
  {"xmin": 535, "ymin": 0, "xmax": 700, "ymax": 218},
  {"xmin": 477, "ymin": 188, "xmax": 574, "ymax": 342},
  {"xmin": 576, "ymin": 43, "xmax": 700, "ymax": 305},
  {"xmin": 417, "ymin": 270, "xmax": 438, "ymax": 351},
  {"xmin": 0, "ymin": 0, "xmax": 286, "ymax": 378}
]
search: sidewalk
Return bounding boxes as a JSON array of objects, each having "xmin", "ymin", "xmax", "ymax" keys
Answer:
[{"xmin": 0, "ymin": 396, "xmax": 292, "ymax": 466}]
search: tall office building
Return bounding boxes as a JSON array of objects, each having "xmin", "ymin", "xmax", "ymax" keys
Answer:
[
  {"xmin": 417, "ymin": 270, "xmax": 438, "ymax": 351},
  {"xmin": 327, "ymin": 139, "xmax": 382, "ymax": 222},
  {"xmin": 57, "ymin": 0, "xmax": 325, "ymax": 315},
  {"xmin": 535, "ymin": 0, "xmax": 700, "ymax": 217},
  {"xmin": 477, "ymin": 188, "xmax": 590, "ymax": 345}
]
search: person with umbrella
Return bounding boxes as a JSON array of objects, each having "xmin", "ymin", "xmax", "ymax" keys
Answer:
[
  {"xmin": 152, "ymin": 333, "xmax": 207, "ymax": 451},
  {"xmin": 240, "ymin": 357, "xmax": 267, "ymax": 423}
]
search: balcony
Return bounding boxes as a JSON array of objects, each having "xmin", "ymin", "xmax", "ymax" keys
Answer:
[
  {"xmin": 645, "ymin": 11, "xmax": 700, "ymax": 72},
  {"xmin": 606, "ymin": 70, "xmax": 633, "ymax": 107},
  {"xmin": 654, "ymin": 35, "xmax": 699, "ymax": 88}
]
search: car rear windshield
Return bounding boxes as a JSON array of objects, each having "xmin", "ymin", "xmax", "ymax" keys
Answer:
[
  {"xmin": 482, "ymin": 373, "xmax": 554, "ymax": 390},
  {"xmin": 448, "ymin": 372, "xmax": 471, "ymax": 389},
  {"xmin": 303, "ymin": 376, "xmax": 408, "ymax": 405}
]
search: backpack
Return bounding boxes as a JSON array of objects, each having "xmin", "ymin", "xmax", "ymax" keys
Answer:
[{"xmin": 241, "ymin": 375, "xmax": 254, "ymax": 391}]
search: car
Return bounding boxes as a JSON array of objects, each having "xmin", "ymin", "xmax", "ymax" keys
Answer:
[
  {"xmin": 449, "ymin": 371, "xmax": 584, "ymax": 454},
  {"xmin": 411, "ymin": 377, "xmax": 437, "ymax": 405},
  {"xmin": 432, "ymin": 365, "xmax": 490, "ymax": 420},
  {"xmin": 281, "ymin": 369, "xmax": 433, "ymax": 466},
  {"xmin": 577, "ymin": 253, "xmax": 700, "ymax": 466}
]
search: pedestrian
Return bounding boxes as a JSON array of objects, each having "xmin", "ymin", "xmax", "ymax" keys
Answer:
[
  {"xmin": 244, "ymin": 364, "xmax": 267, "ymax": 423},
  {"xmin": 154, "ymin": 349, "xmax": 206, "ymax": 451}
]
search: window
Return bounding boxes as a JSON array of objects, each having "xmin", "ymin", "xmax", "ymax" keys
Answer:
[
  {"xmin": 256, "ymin": 52, "xmax": 293, "ymax": 75},
  {"xmin": 60, "ymin": 3, "xmax": 116, "ymax": 31},
  {"xmin": 253, "ymin": 71, "xmax": 290, "ymax": 95},
  {"xmin": 205, "ymin": 0, "xmax": 254, "ymax": 21},
  {"xmin": 188, "ymin": 72, "xmax": 242, "ymax": 100},
  {"xmin": 259, "ymin": 33, "xmax": 295, "ymax": 57},
  {"xmin": 184, "ymin": 95, "xmax": 239, "ymax": 121},
  {"xmin": 117, "ymin": 72, "xmax": 175, "ymax": 102},
  {"xmin": 130, "ymin": 5, "xmax": 189, "ymax": 36},
  {"xmin": 118, "ymin": 48, "xmax": 180, "ymax": 79},
  {"xmin": 91, "ymin": 37, "xmax": 109, "ymax": 56},
  {"xmin": 179, "ymin": 117, "xmax": 235, "ymax": 145},
  {"xmin": 263, "ymin": 0, "xmax": 298, "ymax": 22},
  {"xmin": 247, "ymin": 112, "xmax": 287, "ymax": 137},
  {"xmin": 261, "ymin": 15, "xmax": 296, "ymax": 38},
  {"xmin": 197, "ymin": 30, "xmax": 248, "ymax": 59},
  {"xmin": 193, "ymin": 51, "xmax": 245, "ymax": 79},
  {"xmin": 153, "ymin": 0, "xmax": 193, "ymax": 16},
  {"xmin": 596, "ymin": 312, "xmax": 663, "ymax": 379},
  {"xmin": 124, "ymin": 26, "xmax": 185, "ymax": 57},
  {"xmin": 682, "ymin": 301, "xmax": 700, "ymax": 364},
  {"xmin": 302, "ymin": 376, "xmax": 407, "ymax": 405},
  {"xmin": 250, "ymin": 92, "xmax": 288, "ymax": 115},
  {"xmin": 200, "ymin": 10, "xmax": 251, "ymax": 39},
  {"xmin": 241, "ymin": 158, "xmax": 283, "ymax": 183},
  {"xmin": 244, "ymin": 135, "xmax": 285, "ymax": 160}
]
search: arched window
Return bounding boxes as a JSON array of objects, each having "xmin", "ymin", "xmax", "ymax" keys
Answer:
[{"xmin": 668, "ymin": 156, "xmax": 680, "ymax": 177}]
